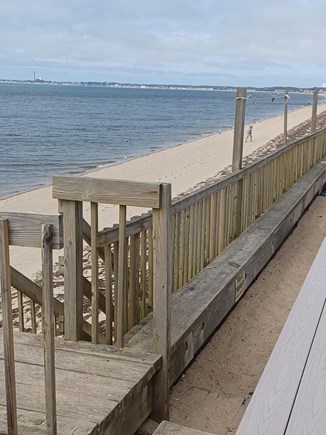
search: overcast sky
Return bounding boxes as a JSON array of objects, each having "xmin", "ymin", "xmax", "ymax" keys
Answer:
[{"xmin": 1, "ymin": 0, "xmax": 325, "ymax": 87}]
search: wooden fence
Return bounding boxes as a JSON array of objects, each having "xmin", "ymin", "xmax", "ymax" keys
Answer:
[{"xmin": 0, "ymin": 213, "xmax": 63, "ymax": 434}]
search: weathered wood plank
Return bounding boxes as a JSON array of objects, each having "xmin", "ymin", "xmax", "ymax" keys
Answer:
[
  {"xmin": 0, "ymin": 219, "xmax": 18, "ymax": 435},
  {"xmin": 0, "ymin": 334, "xmax": 160, "ymax": 384},
  {"xmin": 53, "ymin": 176, "xmax": 162, "ymax": 208},
  {"xmin": 0, "ymin": 212, "xmax": 63, "ymax": 250},
  {"xmin": 101, "ymin": 380, "xmax": 153, "ymax": 435},
  {"xmin": 232, "ymin": 87, "xmax": 247, "ymax": 171},
  {"xmin": 285, "ymin": 241, "xmax": 326, "ymax": 434},
  {"xmin": 116, "ymin": 205, "xmax": 127, "ymax": 348},
  {"xmin": 0, "ymin": 406, "xmax": 96, "ymax": 435},
  {"xmin": 236, "ymin": 242, "xmax": 326, "ymax": 435},
  {"xmin": 152, "ymin": 183, "xmax": 172, "ymax": 420},
  {"xmin": 41, "ymin": 224, "xmax": 57, "ymax": 434},
  {"xmin": 62, "ymin": 200, "xmax": 84, "ymax": 341},
  {"xmin": 91, "ymin": 202, "xmax": 99, "ymax": 344},
  {"xmin": 153, "ymin": 420, "xmax": 214, "ymax": 435}
]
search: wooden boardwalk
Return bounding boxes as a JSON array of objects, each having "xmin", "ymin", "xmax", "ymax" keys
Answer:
[
  {"xmin": 0, "ymin": 332, "xmax": 161, "ymax": 434},
  {"xmin": 236, "ymin": 237, "xmax": 326, "ymax": 434}
]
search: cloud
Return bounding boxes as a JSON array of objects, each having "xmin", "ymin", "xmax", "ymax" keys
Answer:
[{"xmin": 0, "ymin": 0, "xmax": 325, "ymax": 86}]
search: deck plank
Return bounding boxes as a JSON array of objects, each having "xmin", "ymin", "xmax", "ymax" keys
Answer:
[
  {"xmin": 285, "ymin": 271, "xmax": 326, "ymax": 434},
  {"xmin": 0, "ymin": 332, "xmax": 161, "ymax": 434},
  {"xmin": 236, "ymin": 237, "xmax": 326, "ymax": 434}
]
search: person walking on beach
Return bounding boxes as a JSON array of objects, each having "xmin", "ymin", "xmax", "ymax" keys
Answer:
[{"xmin": 245, "ymin": 124, "xmax": 253, "ymax": 142}]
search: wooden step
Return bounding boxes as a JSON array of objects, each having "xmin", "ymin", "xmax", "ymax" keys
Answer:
[{"xmin": 153, "ymin": 421, "xmax": 214, "ymax": 435}]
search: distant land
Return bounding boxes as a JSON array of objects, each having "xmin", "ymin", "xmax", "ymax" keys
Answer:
[{"xmin": 0, "ymin": 78, "xmax": 325, "ymax": 93}]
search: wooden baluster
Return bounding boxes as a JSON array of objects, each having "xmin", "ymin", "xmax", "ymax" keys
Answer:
[
  {"xmin": 91, "ymin": 202, "xmax": 99, "ymax": 344},
  {"xmin": 116, "ymin": 205, "xmax": 127, "ymax": 348},
  {"xmin": 104, "ymin": 244, "xmax": 113, "ymax": 345},
  {"xmin": 42, "ymin": 224, "xmax": 57, "ymax": 435}
]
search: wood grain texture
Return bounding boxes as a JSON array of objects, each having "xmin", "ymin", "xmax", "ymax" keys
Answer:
[
  {"xmin": 236, "ymin": 238, "xmax": 326, "ymax": 435},
  {"xmin": 53, "ymin": 176, "xmax": 161, "ymax": 208},
  {"xmin": 62, "ymin": 200, "xmax": 84, "ymax": 341},
  {"xmin": 285, "ymin": 239, "xmax": 326, "ymax": 434},
  {"xmin": 41, "ymin": 224, "xmax": 57, "ymax": 434},
  {"xmin": 0, "ymin": 212, "xmax": 63, "ymax": 249},
  {"xmin": 128, "ymin": 164, "xmax": 326, "ymax": 389},
  {"xmin": 0, "ymin": 332, "xmax": 161, "ymax": 435},
  {"xmin": 152, "ymin": 183, "xmax": 172, "ymax": 421},
  {"xmin": 232, "ymin": 87, "xmax": 247, "ymax": 171},
  {"xmin": 0, "ymin": 219, "xmax": 18, "ymax": 435}
]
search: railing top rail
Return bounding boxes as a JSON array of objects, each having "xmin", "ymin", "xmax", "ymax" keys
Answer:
[
  {"xmin": 52, "ymin": 176, "xmax": 162, "ymax": 209},
  {"xmin": 0, "ymin": 212, "xmax": 63, "ymax": 249}
]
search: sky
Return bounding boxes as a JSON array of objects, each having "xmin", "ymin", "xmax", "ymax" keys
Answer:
[{"xmin": 1, "ymin": 0, "xmax": 326, "ymax": 88}]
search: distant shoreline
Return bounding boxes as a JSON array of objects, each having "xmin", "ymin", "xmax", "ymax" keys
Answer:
[{"xmin": 0, "ymin": 79, "xmax": 324, "ymax": 94}]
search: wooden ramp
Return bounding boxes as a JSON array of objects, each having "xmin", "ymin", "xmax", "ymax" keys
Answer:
[{"xmin": 0, "ymin": 333, "xmax": 161, "ymax": 435}]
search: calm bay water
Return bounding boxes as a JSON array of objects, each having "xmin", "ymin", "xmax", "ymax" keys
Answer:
[{"xmin": 0, "ymin": 83, "xmax": 313, "ymax": 199}]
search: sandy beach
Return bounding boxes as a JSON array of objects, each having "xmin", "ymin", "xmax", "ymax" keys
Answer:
[{"xmin": 0, "ymin": 103, "xmax": 324, "ymax": 279}]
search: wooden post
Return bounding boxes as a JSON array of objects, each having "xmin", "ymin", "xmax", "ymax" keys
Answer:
[
  {"xmin": 116, "ymin": 205, "xmax": 127, "ymax": 348},
  {"xmin": 232, "ymin": 87, "xmax": 247, "ymax": 171},
  {"xmin": 311, "ymin": 90, "xmax": 318, "ymax": 133},
  {"xmin": 152, "ymin": 184, "xmax": 172, "ymax": 421},
  {"xmin": 91, "ymin": 202, "xmax": 99, "ymax": 344},
  {"xmin": 284, "ymin": 91, "xmax": 289, "ymax": 146},
  {"xmin": 42, "ymin": 224, "xmax": 57, "ymax": 435},
  {"xmin": 0, "ymin": 219, "xmax": 18, "ymax": 435},
  {"xmin": 62, "ymin": 200, "xmax": 83, "ymax": 341}
]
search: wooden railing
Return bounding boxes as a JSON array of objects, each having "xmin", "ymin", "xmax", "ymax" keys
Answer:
[
  {"xmin": 0, "ymin": 213, "xmax": 63, "ymax": 434},
  {"xmin": 79, "ymin": 128, "xmax": 326, "ymax": 346},
  {"xmin": 52, "ymin": 126, "xmax": 326, "ymax": 421}
]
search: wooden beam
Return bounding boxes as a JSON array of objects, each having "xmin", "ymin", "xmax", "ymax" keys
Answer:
[
  {"xmin": 116, "ymin": 205, "xmax": 127, "ymax": 348},
  {"xmin": 0, "ymin": 219, "xmax": 18, "ymax": 435},
  {"xmin": 311, "ymin": 90, "xmax": 318, "ymax": 133},
  {"xmin": 0, "ymin": 212, "xmax": 63, "ymax": 249},
  {"xmin": 152, "ymin": 183, "xmax": 172, "ymax": 421},
  {"xmin": 91, "ymin": 203, "xmax": 99, "ymax": 344},
  {"xmin": 41, "ymin": 224, "xmax": 57, "ymax": 434},
  {"xmin": 10, "ymin": 266, "xmax": 94, "ymax": 341},
  {"xmin": 53, "ymin": 176, "xmax": 162, "ymax": 209},
  {"xmin": 62, "ymin": 200, "xmax": 84, "ymax": 342},
  {"xmin": 284, "ymin": 91, "xmax": 289, "ymax": 146},
  {"xmin": 232, "ymin": 87, "xmax": 247, "ymax": 171}
]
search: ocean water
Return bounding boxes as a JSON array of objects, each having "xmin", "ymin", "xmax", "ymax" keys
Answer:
[{"xmin": 0, "ymin": 83, "xmax": 314, "ymax": 199}]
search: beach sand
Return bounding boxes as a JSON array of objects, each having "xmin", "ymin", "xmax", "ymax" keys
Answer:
[{"xmin": 1, "ymin": 103, "xmax": 324, "ymax": 280}]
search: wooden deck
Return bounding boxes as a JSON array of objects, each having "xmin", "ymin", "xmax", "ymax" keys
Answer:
[
  {"xmin": 236, "ymin": 237, "xmax": 326, "ymax": 434},
  {"xmin": 0, "ymin": 332, "xmax": 161, "ymax": 435}
]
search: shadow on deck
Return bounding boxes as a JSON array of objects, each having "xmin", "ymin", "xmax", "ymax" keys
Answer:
[{"xmin": 0, "ymin": 333, "xmax": 161, "ymax": 435}]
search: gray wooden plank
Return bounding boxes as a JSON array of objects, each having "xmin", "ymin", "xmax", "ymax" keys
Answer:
[
  {"xmin": 2, "ymin": 331, "xmax": 161, "ymax": 372},
  {"xmin": 52, "ymin": 176, "xmax": 161, "ymax": 208},
  {"xmin": 0, "ymin": 404, "xmax": 98, "ymax": 435},
  {"xmin": 0, "ymin": 340, "xmax": 150, "ymax": 384},
  {"xmin": 0, "ymin": 359, "xmax": 130, "ymax": 402},
  {"xmin": 236, "ymin": 237, "xmax": 326, "ymax": 435},
  {"xmin": 285, "ymin": 247, "xmax": 326, "ymax": 434},
  {"xmin": 0, "ymin": 212, "xmax": 63, "ymax": 249}
]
